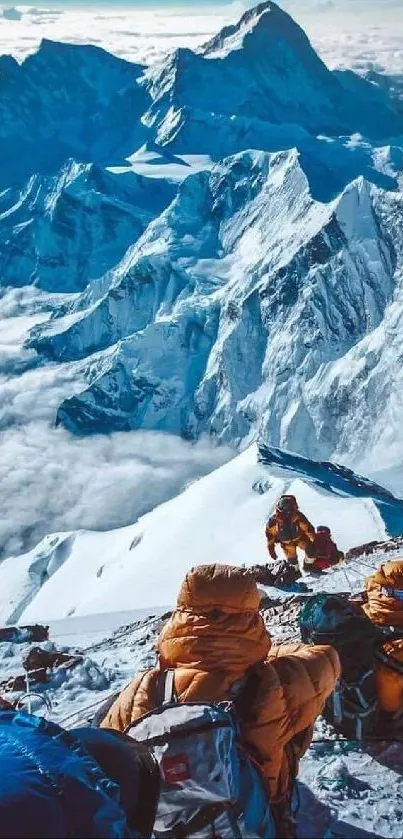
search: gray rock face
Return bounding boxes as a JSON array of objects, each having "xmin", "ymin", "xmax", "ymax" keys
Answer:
[{"xmin": 0, "ymin": 161, "xmax": 176, "ymax": 291}]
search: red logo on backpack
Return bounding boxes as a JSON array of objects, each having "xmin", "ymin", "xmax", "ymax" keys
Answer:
[{"xmin": 162, "ymin": 754, "xmax": 191, "ymax": 784}]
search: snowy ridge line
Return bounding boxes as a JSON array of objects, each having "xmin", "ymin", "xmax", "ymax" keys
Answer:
[
  {"xmin": 258, "ymin": 446, "xmax": 403, "ymax": 505},
  {"xmin": 258, "ymin": 446, "xmax": 403, "ymax": 543}
]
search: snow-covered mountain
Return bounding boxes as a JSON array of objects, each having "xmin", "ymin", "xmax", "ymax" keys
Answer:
[
  {"xmin": 1, "ymin": 2, "xmax": 403, "ymax": 597},
  {"xmin": 27, "ymin": 150, "xmax": 401, "ymax": 474},
  {"xmin": 0, "ymin": 41, "xmax": 149, "ymax": 186},
  {"xmin": 1, "ymin": 7, "xmax": 403, "ymax": 832},
  {"xmin": 0, "ymin": 161, "xmax": 176, "ymax": 291},
  {"xmin": 0, "ymin": 1, "xmax": 401, "ymax": 193},
  {"xmin": 2, "ymin": 443, "xmax": 403, "ymax": 625},
  {"xmin": 146, "ymin": 1, "xmax": 402, "ymax": 145}
]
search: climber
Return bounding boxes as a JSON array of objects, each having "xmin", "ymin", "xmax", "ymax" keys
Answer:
[
  {"xmin": 361, "ymin": 559, "xmax": 403, "ymax": 720},
  {"xmin": 0, "ymin": 710, "xmax": 160, "ymax": 838},
  {"xmin": 300, "ymin": 562, "xmax": 403, "ymax": 739},
  {"xmin": 265, "ymin": 495, "xmax": 315, "ymax": 570},
  {"xmin": 300, "ymin": 592, "xmax": 381, "ymax": 739},
  {"xmin": 99, "ymin": 563, "xmax": 339, "ymax": 838},
  {"xmin": 362, "ymin": 559, "xmax": 403, "ymax": 629},
  {"xmin": 305, "ymin": 526, "xmax": 344, "ymax": 572}
]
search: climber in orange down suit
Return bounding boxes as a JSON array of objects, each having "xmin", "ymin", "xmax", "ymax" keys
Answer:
[{"xmin": 266, "ymin": 495, "xmax": 315, "ymax": 568}]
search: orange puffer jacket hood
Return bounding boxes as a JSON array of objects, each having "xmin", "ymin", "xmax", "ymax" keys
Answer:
[
  {"xmin": 101, "ymin": 564, "xmax": 339, "ymax": 802},
  {"xmin": 363, "ymin": 559, "xmax": 403, "ymax": 627},
  {"xmin": 158, "ymin": 564, "xmax": 271, "ymax": 688}
]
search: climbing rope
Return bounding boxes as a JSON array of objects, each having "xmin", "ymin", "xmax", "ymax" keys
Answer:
[{"xmin": 58, "ymin": 691, "xmax": 118, "ymax": 728}]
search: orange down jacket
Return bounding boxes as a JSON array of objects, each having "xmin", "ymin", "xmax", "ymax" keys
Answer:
[
  {"xmin": 362, "ymin": 560, "xmax": 403, "ymax": 713},
  {"xmin": 101, "ymin": 564, "xmax": 340, "ymax": 801},
  {"xmin": 266, "ymin": 510, "xmax": 315, "ymax": 548},
  {"xmin": 363, "ymin": 559, "xmax": 403, "ymax": 628},
  {"xmin": 375, "ymin": 638, "xmax": 403, "ymax": 713}
]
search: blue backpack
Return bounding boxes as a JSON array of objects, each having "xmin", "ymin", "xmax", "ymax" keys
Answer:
[{"xmin": 0, "ymin": 712, "xmax": 131, "ymax": 838}]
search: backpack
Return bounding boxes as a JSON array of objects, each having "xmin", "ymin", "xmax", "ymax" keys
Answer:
[
  {"xmin": 271, "ymin": 513, "xmax": 299, "ymax": 544},
  {"xmin": 299, "ymin": 594, "xmax": 380, "ymax": 739},
  {"xmin": 0, "ymin": 712, "xmax": 131, "ymax": 838},
  {"xmin": 125, "ymin": 669, "xmax": 275, "ymax": 839}
]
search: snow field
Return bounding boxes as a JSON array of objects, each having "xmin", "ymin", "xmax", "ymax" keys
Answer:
[{"xmin": 0, "ymin": 445, "xmax": 390, "ymax": 623}]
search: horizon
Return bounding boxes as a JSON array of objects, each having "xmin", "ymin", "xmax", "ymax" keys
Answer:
[{"xmin": 2, "ymin": 0, "xmax": 403, "ymax": 8}]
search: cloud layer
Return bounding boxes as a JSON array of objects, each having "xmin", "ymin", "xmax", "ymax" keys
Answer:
[
  {"xmin": 0, "ymin": 288, "xmax": 231, "ymax": 558},
  {"xmin": 0, "ymin": 2, "xmax": 401, "ymax": 77},
  {"xmin": 0, "ymin": 420, "xmax": 230, "ymax": 558}
]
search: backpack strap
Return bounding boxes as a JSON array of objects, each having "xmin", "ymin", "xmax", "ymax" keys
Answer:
[
  {"xmin": 232, "ymin": 666, "xmax": 262, "ymax": 725},
  {"xmin": 156, "ymin": 669, "xmax": 178, "ymax": 706},
  {"xmin": 91, "ymin": 691, "xmax": 121, "ymax": 728},
  {"xmin": 375, "ymin": 646, "xmax": 403, "ymax": 676},
  {"xmin": 332, "ymin": 669, "xmax": 379, "ymax": 739}
]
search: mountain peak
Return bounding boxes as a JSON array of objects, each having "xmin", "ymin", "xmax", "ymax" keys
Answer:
[{"xmin": 201, "ymin": 1, "xmax": 308, "ymax": 58}]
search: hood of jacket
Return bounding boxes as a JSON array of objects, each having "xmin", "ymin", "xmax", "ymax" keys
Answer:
[
  {"xmin": 364, "ymin": 559, "xmax": 403, "ymax": 626},
  {"xmin": 157, "ymin": 564, "xmax": 271, "ymax": 680}
]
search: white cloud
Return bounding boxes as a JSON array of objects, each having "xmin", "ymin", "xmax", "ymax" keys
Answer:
[
  {"xmin": 0, "ymin": 420, "xmax": 231, "ymax": 559},
  {"xmin": 0, "ymin": 288, "xmax": 231, "ymax": 558},
  {"xmin": 0, "ymin": 2, "xmax": 400, "ymax": 78}
]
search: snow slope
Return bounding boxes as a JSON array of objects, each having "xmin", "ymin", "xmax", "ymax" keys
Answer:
[{"xmin": 1, "ymin": 444, "xmax": 402, "ymax": 624}]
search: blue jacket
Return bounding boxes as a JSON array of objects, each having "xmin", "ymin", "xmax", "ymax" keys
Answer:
[{"xmin": 0, "ymin": 711, "xmax": 131, "ymax": 838}]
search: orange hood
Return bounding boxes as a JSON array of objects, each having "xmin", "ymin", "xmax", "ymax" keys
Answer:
[
  {"xmin": 157, "ymin": 564, "xmax": 271, "ymax": 680},
  {"xmin": 364, "ymin": 559, "xmax": 403, "ymax": 627}
]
